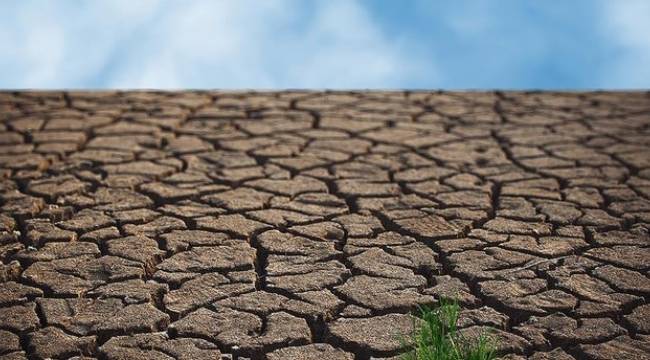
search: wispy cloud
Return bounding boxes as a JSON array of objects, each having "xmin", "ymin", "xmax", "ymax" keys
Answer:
[
  {"xmin": 599, "ymin": 0, "xmax": 650, "ymax": 88},
  {"xmin": 0, "ymin": 0, "xmax": 431, "ymax": 88},
  {"xmin": 1, "ymin": 0, "xmax": 648, "ymax": 88}
]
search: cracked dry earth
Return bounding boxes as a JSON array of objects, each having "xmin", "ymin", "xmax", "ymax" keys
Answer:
[{"xmin": 0, "ymin": 91, "xmax": 649, "ymax": 360}]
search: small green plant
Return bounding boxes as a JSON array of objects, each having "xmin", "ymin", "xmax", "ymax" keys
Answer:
[{"xmin": 400, "ymin": 299, "xmax": 498, "ymax": 360}]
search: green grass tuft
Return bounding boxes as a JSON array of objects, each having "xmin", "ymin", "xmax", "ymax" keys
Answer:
[{"xmin": 400, "ymin": 299, "xmax": 498, "ymax": 360}]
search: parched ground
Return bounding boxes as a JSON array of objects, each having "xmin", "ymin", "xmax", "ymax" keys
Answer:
[{"xmin": 0, "ymin": 91, "xmax": 649, "ymax": 360}]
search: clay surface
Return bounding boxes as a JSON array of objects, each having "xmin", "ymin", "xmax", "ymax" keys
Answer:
[{"xmin": 0, "ymin": 91, "xmax": 649, "ymax": 359}]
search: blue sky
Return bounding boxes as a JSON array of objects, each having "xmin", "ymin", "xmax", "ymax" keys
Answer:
[{"xmin": 1, "ymin": 0, "xmax": 649, "ymax": 89}]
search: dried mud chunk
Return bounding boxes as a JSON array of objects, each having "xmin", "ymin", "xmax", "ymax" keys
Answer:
[
  {"xmin": 0, "ymin": 153, "xmax": 48, "ymax": 172},
  {"xmin": 515, "ymin": 314, "xmax": 625, "ymax": 349},
  {"xmin": 393, "ymin": 166, "xmax": 455, "ymax": 182},
  {"xmin": 592, "ymin": 265, "xmax": 650, "ymax": 295},
  {"xmin": 0, "ymin": 302, "xmax": 39, "ymax": 332},
  {"xmin": 1, "ymin": 194, "xmax": 45, "ymax": 219},
  {"xmin": 347, "ymin": 231, "xmax": 415, "ymax": 247},
  {"xmin": 166, "ymin": 135, "xmax": 213, "ymax": 154},
  {"xmin": 58, "ymin": 209, "xmax": 115, "ymax": 232},
  {"xmin": 457, "ymin": 306, "xmax": 509, "ymax": 329},
  {"xmin": 160, "ymin": 230, "xmax": 234, "ymax": 253},
  {"xmin": 202, "ymin": 187, "xmax": 272, "ymax": 211},
  {"xmin": 23, "ymin": 255, "xmax": 144, "ymax": 296},
  {"xmin": 288, "ymin": 221, "xmax": 345, "ymax": 241},
  {"xmin": 171, "ymin": 308, "xmax": 310, "ymax": 353},
  {"xmin": 197, "ymin": 151, "xmax": 257, "ymax": 168},
  {"xmin": 267, "ymin": 343, "xmax": 354, "ymax": 360},
  {"xmin": 479, "ymin": 279, "xmax": 577, "ymax": 317},
  {"xmin": 196, "ymin": 214, "xmax": 270, "ymax": 238},
  {"xmin": 271, "ymin": 154, "xmax": 330, "ymax": 171},
  {"xmin": 106, "ymin": 235, "xmax": 165, "ymax": 273},
  {"xmin": 0, "ymin": 329, "xmax": 21, "ymax": 354},
  {"xmin": 424, "ymin": 276, "xmax": 480, "ymax": 306},
  {"xmin": 0, "ymin": 260, "xmax": 22, "ymax": 282},
  {"xmin": 274, "ymin": 193, "xmax": 348, "ymax": 216},
  {"xmin": 152, "ymin": 270, "xmax": 199, "ymax": 287},
  {"xmin": 536, "ymin": 202, "xmax": 582, "ymax": 224},
  {"xmin": 169, "ymin": 307, "xmax": 253, "ymax": 342},
  {"xmin": 258, "ymin": 230, "xmax": 337, "ymax": 256},
  {"xmin": 122, "ymin": 216, "xmax": 186, "ymax": 236},
  {"xmin": 449, "ymin": 248, "xmax": 537, "ymax": 281},
  {"xmin": 156, "ymin": 243, "xmax": 255, "ymax": 273},
  {"xmin": 585, "ymin": 246, "xmax": 650, "ymax": 271},
  {"xmin": 348, "ymin": 247, "xmax": 418, "ymax": 280},
  {"xmin": 333, "ymin": 213, "xmax": 384, "ymax": 237},
  {"xmin": 246, "ymin": 176, "xmax": 328, "ymax": 197},
  {"xmin": 0, "ymin": 132, "xmax": 24, "ymax": 145},
  {"xmin": 497, "ymin": 197, "xmax": 544, "ymax": 221},
  {"xmin": 216, "ymin": 291, "xmax": 322, "ymax": 317},
  {"xmin": 310, "ymin": 138, "xmax": 372, "ymax": 155},
  {"xmin": 563, "ymin": 187, "xmax": 603, "ymax": 208},
  {"xmin": 163, "ymin": 273, "xmax": 253, "ymax": 317},
  {"xmin": 16, "ymin": 241, "xmax": 100, "ymax": 263},
  {"xmin": 529, "ymin": 348, "xmax": 576, "ymax": 360},
  {"xmin": 94, "ymin": 122, "xmax": 161, "ymax": 136},
  {"xmin": 458, "ymin": 326, "xmax": 531, "ymax": 354},
  {"xmin": 326, "ymin": 314, "xmax": 414, "ymax": 356},
  {"xmin": 211, "ymin": 165, "xmax": 265, "ymax": 183},
  {"xmin": 405, "ymin": 179, "xmax": 451, "ymax": 198},
  {"xmin": 79, "ymin": 226, "xmax": 121, "ymax": 243},
  {"xmin": 392, "ymin": 213, "xmax": 462, "ymax": 240},
  {"xmin": 437, "ymin": 207, "xmax": 489, "ymax": 222},
  {"xmin": 37, "ymin": 298, "xmax": 169, "ymax": 336},
  {"xmin": 295, "ymin": 289, "xmax": 344, "ymax": 317},
  {"xmin": 27, "ymin": 175, "xmax": 88, "ymax": 201},
  {"xmin": 500, "ymin": 235, "xmax": 588, "ymax": 257},
  {"xmin": 577, "ymin": 335, "xmax": 650, "ymax": 360},
  {"xmin": 27, "ymin": 327, "xmax": 96, "ymax": 359},
  {"xmin": 100, "ymin": 332, "xmax": 220, "ymax": 360},
  {"xmin": 483, "ymin": 217, "xmax": 552, "ymax": 236},
  {"xmin": 436, "ymin": 190, "xmax": 492, "ymax": 209},
  {"xmin": 32, "ymin": 130, "xmax": 87, "ymax": 143},
  {"xmin": 335, "ymin": 180, "xmax": 400, "ymax": 197},
  {"xmin": 625, "ymin": 304, "xmax": 650, "ymax": 334},
  {"xmin": 139, "ymin": 182, "xmax": 197, "ymax": 202},
  {"xmin": 550, "ymin": 271, "xmax": 640, "ymax": 316},
  {"xmin": 609, "ymin": 199, "xmax": 650, "ymax": 216},
  {"xmin": 590, "ymin": 230, "xmax": 649, "ymax": 246},
  {"xmin": 0, "ymin": 213, "xmax": 16, "ymax": 232},
  {"xmin": 0, "ymin": 244, "xmax": 19, "ymax": 264},
  {"xmin": 358, "ymin": 193, "xmax": 436, "ymax": 212},
  {"xmin": 340, "ymin": 304, "xmax": 372, "ymax": 317},
  {"xmin": 103, "ymin": 160, "xmax": 176, "ymax": 178},
  {"xmin": 24, "ymin": 218, "xmax": 76, "ymax": 246},
  {"xmin": 556, "ymin": 318, "xmax": 625, "ymax": 345},
  {"xmin": 0, "ymin": 282, "xmax": 43, "ymax": 306},
  {"xmin": 112, "ymin": 209, "xmax": 160, "ymax": 226},
  {"xmin": 87, "ymin": 279, "xmax": 168, "ymax": 304},
  {"xmin": 159, "ymin": 200, "xmax": 224, "ymax": 218},
  {"xmin": 387, "ymin": 241, "xmax": 438, "ymax": 270},
  {"xmin": 577, "ymin": 209, "xmax": 621, "ymax": 228},
  {"xmin": 247, "ymin": 208, "xmax": 321, "ymax": 227},
  {"xmin": 92, "ymin": 188, "xmax": 154, "ymax": 211},
  {"xmin": 336, "ymin": 275, "xmax": 432, "ymax": 312},
  {"xmin": 70, "ymin": 149, "xmax": 135, "ymax": 164},
  {"xmin": 268, "ymin": 268, "xmax": 348, "ymax": 293},
  {"xmin": 266, "ymin": 255, "xmax": 349, "ymax": 292}
]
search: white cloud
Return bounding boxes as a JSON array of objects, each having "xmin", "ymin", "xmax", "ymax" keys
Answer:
[
  {"xmin": 0, "ymin": 0, "xmax": 432, "ymax": 88},
  {"xmin": 600, "ymin": 0, "xmax": 650, "ymax": 88}
]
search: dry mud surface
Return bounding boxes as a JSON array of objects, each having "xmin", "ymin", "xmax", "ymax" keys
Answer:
[{"xmin": 0, "ymin": 91, "xmax": 649, "ymax": 360}]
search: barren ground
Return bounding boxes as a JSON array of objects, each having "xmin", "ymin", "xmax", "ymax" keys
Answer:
[{"xmin": 0, "ymin": 91, "xmax": 649, "ymax": 360}]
